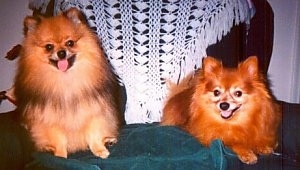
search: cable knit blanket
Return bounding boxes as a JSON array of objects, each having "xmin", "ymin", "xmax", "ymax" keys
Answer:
[{"xmin": 29, "ymin": 0, "xmax": 254, "ymax": 124}]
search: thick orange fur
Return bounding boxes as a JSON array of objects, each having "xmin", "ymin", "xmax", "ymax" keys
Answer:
[
  {"xmin": 14, "ymin": 8, "xmax": 123, "ymax": 158},
  {"xmin": 161, "ymin": 56, "xmax": 281, "ymax": 164}
]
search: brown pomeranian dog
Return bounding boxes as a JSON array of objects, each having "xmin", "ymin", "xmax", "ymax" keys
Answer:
[
  {"xmin": 161, "ymin": 56, "xmax": 281, "ymax": 164},
  {"xmin": 13, "ymin": 8, "xmax": 124, "ymax": 158}
]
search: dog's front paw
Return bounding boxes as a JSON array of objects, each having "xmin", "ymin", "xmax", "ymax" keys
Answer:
[
  {"xmin": 89, "ymin": 137, "xmax": 118, "ymax": 159},
  {"xmin": 90, "ymin": 145, "xmax": 110, "ymax": 159},
  {"xmin": 104, "ymin": 137, "xmax": 118, "ymax": 148},
  {"xmin": 232, "ymin": 147, "xmax": 258, "ymax": 164},
  {"xmin": 41, "ymin": 145, "xmax": 68, "ymax": 158},
  {"xmin": 257, "ymin": 146, "xmax": 274, "ymax": 155},
  {"xmin": 237, "ymin": 151, "xmax": 258, "ymax": 164},
  {"xmin": 54, "ymin": 149, "xmax": 68, "ymax": 158}
]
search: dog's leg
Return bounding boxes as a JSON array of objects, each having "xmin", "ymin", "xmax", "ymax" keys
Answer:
[
  {"xmin": 86, "ymin": 117, "xmax": 118, "ymax": 159},
  {"xmin": 31, "ymin": 125, "xmax": 68, "ymax": 158},
  {"xmin": 231, "ymin": 145, "xmax": 258, "ymax": 164}
]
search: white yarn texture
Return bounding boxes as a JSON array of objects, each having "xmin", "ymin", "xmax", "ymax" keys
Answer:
[{"xmin": 29, "ymin": 0, "xmax": 254, "ymax": 124}]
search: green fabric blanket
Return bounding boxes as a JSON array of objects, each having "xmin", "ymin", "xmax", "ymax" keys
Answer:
[
  {"xmin": 2, "ymin": 102, "xmax": 300, "ymax": 170},
  {"xmin": 25, "ymin": 124, "xmax": 235, "ymax": 170}
]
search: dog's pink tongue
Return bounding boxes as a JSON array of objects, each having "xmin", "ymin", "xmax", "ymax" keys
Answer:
[
  {"xmin": 57, "ymin": 59, "xmax": 69, "ymax": 72},
  {"xmin": 221, "ymin": 111, "xmax": 232, "ymax": 119}
]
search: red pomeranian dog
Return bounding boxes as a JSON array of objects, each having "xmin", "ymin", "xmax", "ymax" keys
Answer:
[
  {"xmin": 161, "ymin": 56, "xmax": 281, "ymax": 164},
  {"xmin": 14, "ymin": 8, "xmax": 123, "ymax": 158}
]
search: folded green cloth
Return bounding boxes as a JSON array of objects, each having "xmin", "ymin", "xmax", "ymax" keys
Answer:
[
  {"xmin": 25, "ymin": 124, "xmax": 234, "ymax": 170},
  {"xmin": 2, "ymin": 101, "xmax": 300, "ymax": 169}
]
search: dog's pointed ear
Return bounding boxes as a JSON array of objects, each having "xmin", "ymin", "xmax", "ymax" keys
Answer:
[
  {"xmin": 23, "ymin": 16, "xmax": 42, "ymax": 35},
  {"xmin": 64, "ymin": 7, "xmax": 87, "ymax": 25},
  {"xmin": 239, "ymin": 56, "xmax": 259, "ymax": 77},
  {"xmin": 202, "ymin": 56, "xmax": 222, "ymax": 76}
]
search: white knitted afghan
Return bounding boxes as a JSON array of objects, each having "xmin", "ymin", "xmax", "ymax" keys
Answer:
[{"xmin": 29, "ymin": 0, "xmax": 254, "ymax": 124}]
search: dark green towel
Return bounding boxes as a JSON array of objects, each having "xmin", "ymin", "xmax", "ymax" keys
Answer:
[
  {"xmin": 2, "ymin": 101, "xmax": 300, "ymax": 170},
  {"xmin": 25, "ymin": 124, "xmax": 231, "ymax": 170}
]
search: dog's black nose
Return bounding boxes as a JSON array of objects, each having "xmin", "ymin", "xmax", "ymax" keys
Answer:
[
  {"xmin": 220, "ymin": 102, "xmax": 230, "ymax": 111},
  {"xmin": 57, "ymin": 50, "xmax": 66, "ymax": 59}
]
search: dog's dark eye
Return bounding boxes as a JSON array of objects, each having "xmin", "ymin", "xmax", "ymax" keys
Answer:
[
  {"xmin": 213, "ymin": 90, "xmax": 221, "ymax": 97},
  {"xmin": 45, "ymin": 44, "xmax": 54, "ymax": 51},
  {"xmin": 66, "ymin": 40, "xmax": 74, "ymax": 47},
  {"xmin": 234, "ymin": 91, "xmax": 243, "ymax": 97}
]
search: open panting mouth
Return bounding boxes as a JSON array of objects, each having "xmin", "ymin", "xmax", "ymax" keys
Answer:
[
  {"xmin": 220, "ymin": 106, "xmax": 241, "ymax": 119},
  {"xmin": 49, "ymin": 55, "xmax": 76, "ymax": 72}
]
